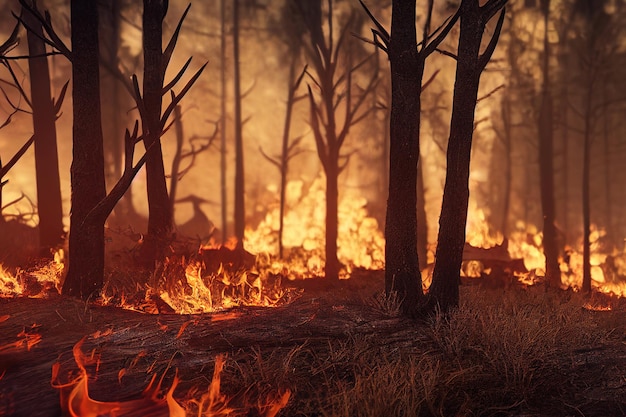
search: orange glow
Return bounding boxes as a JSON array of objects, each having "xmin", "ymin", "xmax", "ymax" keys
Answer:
[{"xmin": 245, "ymin": 176, "xmax": 385, "ymax": 279}]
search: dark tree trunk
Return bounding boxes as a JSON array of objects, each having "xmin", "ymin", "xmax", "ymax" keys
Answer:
[
  {"xmin": 278, "ymin": 57, "xmax": 299, "ymax": 259},
  {"xmin": 233, "ymin": 0, "xmax": 245, "ymax": 247},
  {"xmin": 24, "ymin": 1, "xmax": 64, "ymax": 256},
  {"xmin": 386, "ymin": 0, "xmax": 424, "ymax": 313},
  {"xmin": 220, "ymin": 0, "xmax": 228, "ymax": 243},
  {"xmin": 581, "ymin": 80, "xmax": 593, "ymax": 294},
  {"xmin": 325, "ymin": 153, "xmax": 340, "ymax": 280},
  {"xmin": 500, "ymin": 96, "xmax": 512, "ymax": 236},
  {"xmin": 538, "ymin": 1, "xmax": 561, "ymax": 289},
  {"xmin": 141, "ymin": 0, "xmax": 172, "ymax": 267},
  {"xmin": 63, "ymin": 0, "xmax": 107, "ymax": 299},
  {"xmin": 430, "ymin": 0, "xmax": 506, "ymax": 311},
  {"xmin": 416, "ymin": 161, "xmax": 428, "ymax": 271}
]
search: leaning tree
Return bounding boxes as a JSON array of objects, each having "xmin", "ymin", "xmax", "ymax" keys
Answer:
[{"xmin": 429, "ymin": 0, "xmax": 507, "ymax": 312}]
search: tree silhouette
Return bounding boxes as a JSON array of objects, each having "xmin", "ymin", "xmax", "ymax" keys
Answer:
[
  {"xmin": 301, "ymin": 0, "xmax": 378, "ymax": 280},
  {"xmin": 362, "ymin": 0, "xmax": 458, "ymax": 315},
  {"xmin": 429, "ymin": 0, "xmax": 506, "ymax": 311},
  {"xmin": 23, "ymin": 0, "xmax": 65, "ymax": 256}
]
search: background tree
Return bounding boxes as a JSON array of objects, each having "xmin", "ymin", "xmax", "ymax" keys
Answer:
[
  {"xmin": 23, "ymin": 0, "xmax": 65, "ymax": 256},
  {"xmin": 301, "ymin": 0, "xmax": 377, "ymax": 280},
  {"xmin": 429, "ymin": 0, "xmax": 506, "ymax": 311},
  {"xmin": 536, "ymin": 0, "xmax": 561, "ymax": 289}
]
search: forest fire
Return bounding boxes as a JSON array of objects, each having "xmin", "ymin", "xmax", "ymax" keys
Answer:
[{"xmin": 2, "ymin": 0, "xmax": 626, "ymax": 414}]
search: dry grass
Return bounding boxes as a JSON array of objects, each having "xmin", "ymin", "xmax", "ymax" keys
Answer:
[{"xmin": 215, "ymin": 287, "xmax": 623, "ymax": 417}]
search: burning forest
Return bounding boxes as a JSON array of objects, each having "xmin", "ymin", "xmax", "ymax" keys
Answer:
[{"xmin": 1, "ymin": 0, "xmax": 626, "ymax": 416}]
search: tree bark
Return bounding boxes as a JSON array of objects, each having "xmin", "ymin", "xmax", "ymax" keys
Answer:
[
  {"xmin": 24, "ymin": 1, "xmax": 64, "ymax": 256},
  {"xmin": 141, "ymin": 0, "xmax": 173, "ymax": 267},
  {"xmin": 538, "ymin": 0, "xmax": 561, "ymax": 289},
  {"xmin": 386, "ymin": 0, "xmax": 424, "ymax": 313},
  {"xmin": 63, "ymin": 0, "xmax": 107, "ymax": 299},
  {"xmin": 430, "ymin": 0, "xmax": 506, "ymax": 311}
]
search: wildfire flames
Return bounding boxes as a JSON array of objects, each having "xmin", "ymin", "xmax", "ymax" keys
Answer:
[{"xmin": 51, "ymin": 333, "xmax": 290, "ymax": 417}]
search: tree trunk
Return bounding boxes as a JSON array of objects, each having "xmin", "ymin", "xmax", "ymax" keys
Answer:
[
  {"xmin": 24, "ymin": 1, "xmax": 64, "ymax": 256},
  {"xmin": 63, "ymin": 0, "xmax": 107, "ymax": 299},
  {"xmin": 430, "ymin": 0, "xmax": 505, "ymax": 311},
  {"xmin": 278, "ymin": 57, "xmax": 298, "ymax": 259},
  {"xmin": 386, "ymin": 0, "xmax": 424, "ymax": 314},
  {"xmin": 220, "ymin": 0, "xmax": 228, "ymax": 243},
  {"xmin": 416, "ymin": 162, "xmax": 428, "ymax": 271},
  {"xmin": 581, "ymin": 82, "xmax": 593, "ymax": 294},
  {"xmin": 538, "ymin": 1, "xmax": 561, "ymax": 289},
  {"xmin": 233, "ymin": 0, "xmax": 245, "ymax": 247},
  {"xmin": 141, "ymin": 0, "xmax": 172, "ymax": 267},
  {"xmin": 325, "ymin": 156, "xmax": 340, "ymax": 280}
]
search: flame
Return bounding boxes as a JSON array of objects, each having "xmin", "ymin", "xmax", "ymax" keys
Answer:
[
  {"xmin": 0, "ymin": 249, "xmax": 64, "ymax": 298},
  {"xmin": 245, "ymin": 176, "xmax": 385, "ymax": 279},
  {"xmin": 52, "ymin": 335, "xmax": 290, "ymax": 416}
]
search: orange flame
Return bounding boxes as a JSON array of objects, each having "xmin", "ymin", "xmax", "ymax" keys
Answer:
[{"xmin": 52, "ymin": 335, "xmax": 290, "ymax": 416}]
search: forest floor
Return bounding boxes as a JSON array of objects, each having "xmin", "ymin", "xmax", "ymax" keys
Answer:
[{"xmin": 1, "ymin": 269, "xmax": 625, "ymax": 417}]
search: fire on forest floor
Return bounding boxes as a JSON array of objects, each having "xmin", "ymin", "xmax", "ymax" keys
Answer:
[{"xmin": 1, "ymin": 279, "xmax": 625, "ymax": 417}]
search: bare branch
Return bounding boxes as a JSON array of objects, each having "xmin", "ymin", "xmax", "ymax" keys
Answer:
[
  {"xmin": 307, "ymin": 85, "xmax": 329, "ymax": 172},
  {"xmin": 0, "ymin": 135, "xmax": 34, "ymax": 178},
  {"xmin": 162, "ymin": 56, "xmax": 192, "ymax": 94},
  {"xmin": 258, "ymin": 146, "xmax": 281, "ymax": 170},
  {"xmin": 358, "ymin": 0, "xmax": 390, "ymax": 52},
  {"xmin": 160, "ymin": 62, "xmax": 207, "ymax": 131},
  {"xmin": 422, "ymin": 8, "xmax": 461, "ymax": 57},
  {"xmin": 477, "ymin": 84, "xmax": 505, "ymax": 103},
  {"xmin": 0, "ymin": 20, "xmax": 20, "ymax": 57},
  {"xmin": 478, "ymin": 7, "xmax": 506, "ymax": 71},
  {"xmin": 421, "ymin": 69, "xmax": 440, "ymax": 93},
  {"xmin": 162, "ymin": 3, "xmax": 191, "ymax": 78}
]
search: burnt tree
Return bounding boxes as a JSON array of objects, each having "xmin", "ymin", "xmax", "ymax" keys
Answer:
[
  {"xmin": 63, "ymin": 0, "xmax": 108, "ymax": 298},
  {"xmin": 302, "ymin": 0, "xmax": 377, "ymax": 280},
  {"xmin": 537, "ymin": 0, "xmax": 561, "ymax": 289},
  {"xmin": 139, "ymin": 0, "xmax": 174, "ymax": 268},
  {"xmin": 429, "ymin": 0, "xmax": 506, "ymax": 312},
  {"xmin": 233, "ymin": 0, "xmax": 245, "ymax": 247},
  {"xmin": 363, "ymin": 0, "xmax": 458, "ymax": 315},
  {"xmin": 23, "ymin": 0, "xmax": 65, "ymax": 256}
]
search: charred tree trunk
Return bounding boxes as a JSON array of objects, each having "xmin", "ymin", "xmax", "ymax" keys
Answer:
[
  {"xmin": 141, "ymin": 0, "xmax": 172, "ymax": 267},
  {"xmin": 24, "ymin": 1, "xmax": 64, "ymax": 256},
  {"xmin": 429, "ymin": 0, "xmax": 506, "ymax": 312},
  {"xmin": 538, "ymin": 0, "xmax": 561, "ymax": 289},
  {"xmin": 386, "ymin": 0, "xmax": 424, "ymax": 313},
  {"xmin": 233, "ymin": 0, "xmax": 245, "ymax": 247},
  {"xmin": 581, "ymin": 76, "xmax": 593, "ymax": 294},
  {"xmin": 64, "ymin": 0, "xmax": 107, "ymax": 299}
]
